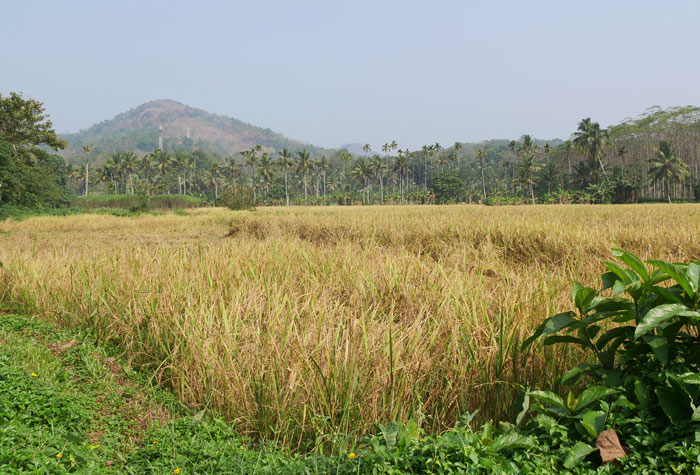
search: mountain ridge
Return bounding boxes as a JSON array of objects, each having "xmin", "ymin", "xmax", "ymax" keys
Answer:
[{"xmin": 59, "ymin": 99, "xmax": 326, "ymax": 163}]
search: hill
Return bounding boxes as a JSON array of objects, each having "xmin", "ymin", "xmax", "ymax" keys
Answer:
[{"xmin": 59, "ymin": 99, "xmax": 325, "ymax": 163}]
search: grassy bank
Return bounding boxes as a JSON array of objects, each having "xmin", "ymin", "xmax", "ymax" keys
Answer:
[
  {"xmin": 5, "ymin": 312, "xmax": 695, "ymax": 473},
  {"xmin": 1, "ymin": 204, "xmax": 699, "ymax": 450}
]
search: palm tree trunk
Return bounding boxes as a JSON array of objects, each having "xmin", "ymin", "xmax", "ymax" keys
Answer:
[{"xmin": 284, "ymin": 171, "xmax": 289, "ymax": 206}]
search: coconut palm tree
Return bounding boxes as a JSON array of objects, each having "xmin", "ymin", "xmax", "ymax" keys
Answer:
[
  {"xmin": 393, "ymin": 151, "xmax": 412, "ymax": 203},
  {"xmin": 317, "ymin": 155, "xmax": 329, "ymax": 204},
  {"xmin": 351, "ymin": 157, "xmax": 372, "ymax": 204},
  {"xmin": 82, "ymin": 145, "xmax": 93, "ymax": 196},
  {"xmin": 517, "ymin": 149, "xmax": 541, "ymax": 204},
  {"xmin": 370, "ymin": 155, "xmax": 387, "ymax": 204},
  {"xmin": 362, "ymin": 144, "xmax": 371, "ymax": 155},
  {"xmin": 339, "ymin": 150, "xmax": 353, "ymax": 191},
  {"xmin": 225, "ymin": 156, "xmax": 242, "ymax": 188},
  {"xmin": 296, "ymin": 149, "xmax": 312, "ymax": 202},
  {"xmin": 453, "ymin": 142, "xmax": 462, "ymax": 169},
  {"xmin": 475, "ymin": 148, "xmax": 488, "ymax": 201},
  {"xmin": 573, "ymin": 118, "xmax": 610, "ymax": 178},
  {"xmin": 648, "ymin": 140, "xmax": 689, "ymax": 203},
  {"xmin": 277, "ymin": 148, "xmax": 294, "ymax": 205},
  {"xmin": 258, "ymin": 153, "xmax": 275, "ymax": 202},
  {"xmin": 617, "ymin": 146, "xmax": 628, "ymax": 174},
  {"xmin": 244, "ymin": 147, "xmax": 259, "ymax": 202},
  {"xmin": 121, "ymin": 151, "xmax": 138, "ymax": 194}
]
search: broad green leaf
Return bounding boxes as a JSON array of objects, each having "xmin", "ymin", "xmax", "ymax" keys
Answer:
[
  {"xmin": 648, "ymin": 260, "xmax": 695, "ymax": 298},
  {"xmin": 543, "ymin": 335, "xmax": 590, "ymax": 348},
  {"xmin": 643, "ymin": 335, "xmax": 668, "ymax": 363},
  {"xmin": 489, "ymin": 432, "xmax": 533, "ymax": 452},
  {"xmin": 574, "ymin": 286, "xmax": 596, "ymax": 313},
  {"xmin": 515, "ymin": 392, "xmax": 530, "ymax": 427},
  {"xmin": 560, "ymin": 365, "xmax": 592, "ymax": 385},
  {"xmin": 379, "ymin": 422, "xmax": 399, "ymax": 450},
  {"xmin": 688, "ymin": 263, "xmax": 700, "ymax": 294},
  {"xmin": 600, "ymin": 271, "xmax": 618, "ymax": 290},
  {"xmin": 581, "ymin": 410, "xmax": 606, "ymax": 438},
  {"xmin": 635, "ymin": 303, "xmax": 689, "ymax": 340},
  {"xmin": 595, "ymin": 326, "xmax": 634, "ymax": 350},
  {"xmin": 528, "ymin": 390, "xmax": 568, "ymax": 412},
  {"xmin": 574, "ymin": 386, "xmax": 618, "ymax": 412},
  {"xmin": 604, "ymin": 261, "xmax": 635, "ymax": 284},
  {"xmin": 521, "ymin": 312, "xmax": 576, "ymax": 350},
  {"xmin": 612, "ymin": 248, "xmax": 649, "ymax": 281},
  {"xmin": 634, "ymin": 380, "xmax": 650, "ymax": 408},
  {"xmin": 543, "ymin": 312, "xmax": 577, "ymax": 335},
  {"xmin": 402, "ymin": 419, "xmax": 419, "ymax": 443},
  {"xmin": 678, "ymin": 373, "xmax": 700, "ymax": 385},
  {"xmin": 564, "ymin": 441, "xmax": 597, "ymax": 469},
  {"xmin": 612, "ymin": 279, "xmax": 625, "ymax": 296},
  {"xmin": 642, "ymin": 283, "xmax": 684, "ymax": 304},
  {"xmin": 655, "ymin": 387, "xmax": 693, "ymax": 425},
  {"xmin": 693, "ymin": 405, "xmax": 700, "ymax": 422}
]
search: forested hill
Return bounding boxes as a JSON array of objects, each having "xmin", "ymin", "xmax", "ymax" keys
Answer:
[{"xmin": 59, "ymin": 99, "xmax": 326, "ymax": 163}]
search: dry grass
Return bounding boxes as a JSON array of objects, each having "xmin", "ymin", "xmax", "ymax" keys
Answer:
[{"xmin": 1, "ymin": 204, "xmax": 699, "ymax": 450}]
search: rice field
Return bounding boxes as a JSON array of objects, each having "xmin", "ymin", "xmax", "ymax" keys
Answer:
[{"xmin": 1, "ymin": 204, "xmax": 699, "ymax": 450}]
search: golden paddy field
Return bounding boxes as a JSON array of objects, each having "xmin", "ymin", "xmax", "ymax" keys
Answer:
[{"xmin": 1, "ymin": 204, "xmax": 699, "ymax": 449}]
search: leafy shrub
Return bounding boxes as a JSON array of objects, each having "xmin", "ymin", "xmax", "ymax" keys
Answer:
[
  {"xmin": 518, "ymin": 248, "xmax": 700, "ymax": 469},
  {"xmin": 432, "ymin": 170, "xmax": 465, "ymax": 203},
  {"xmin": 221, "ymin": 185, "xmax": 255, "ymax": 210},
  {"xmin": 129, "ymin": 194, "xmax": 150, "ymax": 213}
]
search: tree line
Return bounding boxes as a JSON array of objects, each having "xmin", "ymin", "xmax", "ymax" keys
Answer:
[{"xmin": 3, "ymin": 92, "xmax": 700, "ymax": 210}]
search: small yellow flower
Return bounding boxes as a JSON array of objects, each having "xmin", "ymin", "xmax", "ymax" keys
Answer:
[
  {"xmin": 152, "ymin": 440, "xmax": 158, "ymax": 445},
  {"xmin": 30, "ymin": 373, "xmax": 38, "ymax": 377},
  {"xmin": 348, "ymin": 452, "xmax": 357, "ymax": 459},
  {"xmin": 174, "ymin": 469, "xmax": 181, "ymax": 474},
  {"xmin": 56, "ymin": 453, "xmax": 63, "ymax": 459}
]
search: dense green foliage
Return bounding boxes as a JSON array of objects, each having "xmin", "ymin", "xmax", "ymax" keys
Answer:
[
  {"xmin": 74, "ymin": 194, "xmax": 202, "ymax": 210},
  {"xmin": 0, "ymin": 94, "xmax": 74, "ymax": 211}
]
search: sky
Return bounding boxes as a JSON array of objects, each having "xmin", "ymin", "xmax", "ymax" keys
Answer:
[{"xmin": 3, "ymin": 0, "xmax": 700, "ymax": 150}]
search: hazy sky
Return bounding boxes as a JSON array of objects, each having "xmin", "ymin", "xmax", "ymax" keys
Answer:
[{"xmin": 3, "ymin": 1, "xmax": 700, "ymax": 150}]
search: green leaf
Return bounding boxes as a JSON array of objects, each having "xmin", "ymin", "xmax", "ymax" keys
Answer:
[
  {"xmin": 604, "ymin": 261, "xmax": 635, "ymax": 284},
  {"xmin": 543, "ymin": 335, "xmax": 589, "ymax": 348},
  {"xmin": 688, "ymin": 263, "xmax": 700, "ymax": 294},
  {"xmin": 564, "ymin": 441, "xmax": 597, "ymax": 469},
  {"xmin": 560, "ymin": 365, "xmax": 592, "ymax": 385},
  {"xmin": 647, "ymin": 260, "xmax": 695, "ymax": 298},
  {"xmin": 521, "ymin": 312, "xmax": 576, "ymax": 350},
  {"xmin": 190, "ymin": 409, "xmax": 206, "ymax": 426},
  {"xmin": 612, "ymin": 279, "xmax": 625, "ymax": 296},
  {"xmin": 655, "ymin": 387, "xmax": 693, "ymax": 425},
  {"xmin": 379, "ymin": 422, "xmax": 399, "ymax": 450},
  {"xmin": 528, "ymin": 390, "xmax": 568, "ymax": 412},
  {"xmin": 581, "ymin": 410, "xmax": 606, "ymax": 437},
  {"xmin": 678, "ymin": 373, "xmax": 700, "ymax": 385},
  {"xmin": 643, "ymin": 283, "xmax": 684, "ymax": 304},
  {"xmin": 612, "ymin": 248, "xmax": 649, "ymax": 281},
  {"xmin": 574, "ymin": 386, "xmax": 618, "ymax": 412},
  {"xmin": 574, "ymin": 286, "xmax": 596, "ymax": 313},
  {"xmin": 635, "ymin": 303, "xmax": 690, "ymax": 340},
  {"xmin": 515, "ymin": 392, "xmax": 530, "ymax": 427},
  {"xmin": 489, "ymin": 432, "xmax": 533, "ymax": 452},
  {"xmin": 401, "ymin": 419, "xmax": 419, "ymax": 443},
  {"xmin": 643, "ymin": 335, "xmax": 668, "ymax": 363},
  {"xmin": 634, "ymin": 380, "xmax": 650, "ymax": 408}
]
